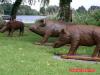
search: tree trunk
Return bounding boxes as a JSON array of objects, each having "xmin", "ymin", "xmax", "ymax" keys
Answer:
[
  {"xmin": 59, "ymin": 0, "xmax": 72, "ymax": 22},
  {"xmin": 10, "ymin": 0, "xmax": 22, "ymax": 20}
]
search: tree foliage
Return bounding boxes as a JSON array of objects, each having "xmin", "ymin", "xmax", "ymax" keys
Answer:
[
  {"xmin": 0, "ymin": 3, "xmax": 12, "ymax": 15},
  {"xmin": 91, "ymin": 9, "xmax": 100, "ymax": 21},
  {"xmin": 40, "ymin": 7, "xmax": 45, "ymax": 15},
  {"xmin": 88, "ymin": 6, "xmax": 100, "ymax": 12},
  {"xmin": 73, "ymin": 6, "xmax": 100, "ymax": 26},
  {"xmin": 46, "ymin": 5, "xmax": 59, "ymax": 15},
  {"xmin": 0, "ymin": 3, "xmax": 39, "ymax": 15},
  {"xmin": 0, "ymin": 6, "xmax": 4, "ymax": 14},
  {"xmin": 18, "ymin": 5, "xmax": 39, "ymax": 15}
]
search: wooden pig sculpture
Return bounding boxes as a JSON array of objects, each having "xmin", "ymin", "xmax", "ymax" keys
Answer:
[
  {"xmin": 0, "ymin": 20, "xmax": 24, "ymax": 36},
  {"xmin": 53, "ymin": 25, "xmax": 100, "ymax": 58},
  {"xmin": 29, "ymin": 19, "xmax": 75, "ymax": 44}
]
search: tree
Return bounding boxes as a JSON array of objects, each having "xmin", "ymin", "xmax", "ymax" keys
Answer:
[
  {"xmin": 1, "ymin": 3, "xmax": 12, "ymax": 15},
  {"xmin": 88, "ymin": 6, "xmax": 100, "ymax": 12},
  {"xmin": 91, "ymin": 9, "xmax": 100, "ymax": 21},
  {"xmin": 77, "ymin": 6, "xmax": 87, "ymax": 13},
  {"xmin": 40, "ymin": 7, "xmax": 46, "ymax": 15},
  {"xmin": 58, "ymin": 0, "xmax": 72, "ymax": 22},
  {"xmin": 0, "ymin": 3, "xmax": 38, "ymax": 15},
  {"xmin": 46, "ymin": 5, "xmax": 59, "ymax": 15},
  {"xmin": 17, "ymin": 5, "xmax": 39, "ymax": 15},
  {"xmin": 0, "ymin": 6, "xmax": 4, "ymax": 14},
  {"xmin": 10, "ymin": 0, "xmax": 22, "ymax": 20}
]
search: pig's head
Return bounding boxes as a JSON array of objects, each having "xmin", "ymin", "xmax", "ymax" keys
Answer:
[
  {"xmin": 53, "ymin": 29, "xmax": 70, "ymax": 48},
  {"xmin": 29, "ymin": 19, "xmax": 46, "ymax": 36}
]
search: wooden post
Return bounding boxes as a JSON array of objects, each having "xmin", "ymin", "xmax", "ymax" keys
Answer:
[{"xmin": 61, "ymin": 55, "xmax": 100, "ymax": 62}]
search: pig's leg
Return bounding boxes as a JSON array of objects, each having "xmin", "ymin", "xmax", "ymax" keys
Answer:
[
  {"xmin": 98, "ymin": 50, "xmax": 100, "ymax": 58},
  {"xmin": 40, "ymin": 32, "xmax": 51, "ymax": 44},
  {"xmin": 10, "ymin": 29, "xmax": 15, "ymax": 36},
  {"xmin": 19, "ymin": 26, "xmax": 24, "ymax": 36},
  {"xmin": 92, "ymin": 45, "xmax": 100, "ymax": 57},
  {"xmin": 67, "ymin": 38, "xmax": 79, "ymax": 56},
  {"xmin": 97, "ymin": 44, "xmax": 100, "ymax": 58},
  {"xmin": 67, "ymin": 43, "xmax": 79, "ymax": 56},
  {"xmin": 8, "ymin": 29, "xmax": 11, "ymax": 36},
  {"xmin": 21, "ymin": 28, "xmax": 24, "ymax": 36},
  {"xmin": 19, "ymin": 29, "xmax": 23, "ymax": 36}
]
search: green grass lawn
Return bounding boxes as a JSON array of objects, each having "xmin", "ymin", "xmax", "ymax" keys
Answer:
[{"xmin": 0, "ymin": 27, "xmax": 99, "ymax": 75}]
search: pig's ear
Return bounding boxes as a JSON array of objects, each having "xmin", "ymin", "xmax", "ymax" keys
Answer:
[
  {"xmin": 39, "ymin": 19, "xmax": 46, "ymax": 27},
  {"xmin": 61, "ymin": 29, "xmax": 66, "ymax": 34},
  {"xmin": 39, "ymin": 19, "xmax": 44, "ymax": 23},
  {"xmin": 43, "ymin": 19, "xmax": 46, "ymax": 24}
]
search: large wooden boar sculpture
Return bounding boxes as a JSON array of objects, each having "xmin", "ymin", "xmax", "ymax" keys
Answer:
[{"xmin": 53, "ymin": 25, "xmax": 100, "ymax": 58}]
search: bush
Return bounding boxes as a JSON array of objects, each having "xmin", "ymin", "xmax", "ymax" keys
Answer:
[
  {"xmin": 90, "ymin": 9, "xmax": 100, "ymax": 25},
  {"xmin": 73, "ymin": 10, "xmax": 100, "ymax": 26}
]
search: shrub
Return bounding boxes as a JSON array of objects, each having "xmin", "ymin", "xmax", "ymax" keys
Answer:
[{"xmin": 73, "ymin": 10, "xmax": 100, "ymax": 26}]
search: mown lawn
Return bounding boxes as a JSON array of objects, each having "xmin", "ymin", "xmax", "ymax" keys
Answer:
[{"xmin": 0, "ymin": 27, "xmax": 99, "ymax": 75}]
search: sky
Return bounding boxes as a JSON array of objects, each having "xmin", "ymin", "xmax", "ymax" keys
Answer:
[{"xmin": 31, "ymin": 0, "xmax": 100, "ymax": 11}]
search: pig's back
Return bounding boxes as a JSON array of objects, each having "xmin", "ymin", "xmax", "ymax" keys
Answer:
[
  {"xmin": 45, "ymin": 19, "xmax": 74, "ymax": 31},
  {"xmin": 66, "ymin": 25, "xmax": 98, "ymax": 46}
]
